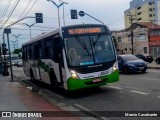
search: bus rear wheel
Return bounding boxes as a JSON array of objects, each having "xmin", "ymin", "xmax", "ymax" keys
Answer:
[
  {"xmin": 30, "ymin": 69, "xmax": 35, "ymax": 81},
  {"xmin": 50, "ymin": 71, "xmax": 59, "ymax": 90}
]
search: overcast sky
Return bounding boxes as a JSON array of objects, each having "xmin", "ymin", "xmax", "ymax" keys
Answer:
[{"xmin": 0, "ymin": 0, "xmax": 130, "ymax": 50}]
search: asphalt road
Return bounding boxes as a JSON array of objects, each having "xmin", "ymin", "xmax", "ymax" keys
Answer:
[{"xmin": 12, "ymin": 67, "xmax": 160, "ymax": 120}]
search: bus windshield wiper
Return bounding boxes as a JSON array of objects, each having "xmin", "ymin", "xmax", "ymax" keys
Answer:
[
  {"xmin": 74, "ymin": 36, "xmax": 91, "ymax": 56},
  {"xmin": 93, "ymin": 34, "xmax": 101, "ymax": 49}
]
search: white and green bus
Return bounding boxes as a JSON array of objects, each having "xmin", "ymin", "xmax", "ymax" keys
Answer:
[{"xmin": 22, "ymin": 24, "xmax": 119, "ymax": 91}]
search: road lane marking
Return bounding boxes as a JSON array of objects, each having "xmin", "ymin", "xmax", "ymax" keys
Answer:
[
  {"xmin": 131, "ymin": 90, "xmax": 149, "ymax": 95},
  {"xmin": 139, "ymin": 78, "xmax": 159, "ymax": 81},
  {"xmin": 74, "ymin": 104, "xmax": 110, "ymax": 120},
  {"xmin": 108, "ymin": 86, "xmax": 122, "ymax": 90}
]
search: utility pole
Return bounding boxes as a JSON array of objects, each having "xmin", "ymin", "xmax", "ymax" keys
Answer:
[
  {"xmin": 47, "ymin": 0, "xmax": 64, "ymax": 27},
  {"xmin": 12, "ymin": 34, "xmax": 21, "ymax": 49},
  {"xmin": 59, "ymin": 0, "xmax": 68, "ymax": 26},
  {"xmin": 23, "ymin": 23, "xmax": 36, "ymax": 39},
  {"xmin": 127, "ymin": 13, "xmax": 135, "ymax": 55}
]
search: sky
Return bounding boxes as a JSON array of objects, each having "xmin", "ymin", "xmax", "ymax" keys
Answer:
[{"xmin": 0, "ymin": 0, "xmax": 130, "ymax": 50}]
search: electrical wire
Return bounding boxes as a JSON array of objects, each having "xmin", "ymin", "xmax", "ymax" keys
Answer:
[
  {"xmin": 0, "ymin": 0, "xmax": 13, "ymax": 26},
  {"xmin": 21, "ymin": 0, "xmax": 37, "ymax": 18},
  {"xmin": 0, "ymin": 0, "xmax": 21, "ymax": 30},
  {"xmin": 17, "ymin": 0, "xmax": 32, "ymax": 20}
]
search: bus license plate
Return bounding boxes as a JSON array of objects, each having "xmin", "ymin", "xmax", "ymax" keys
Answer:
[
  {"xmin": 93, "ymin": 79, "xmax": 101, "ymax": 83},
  {"xmin": 139, "ymin": 67, "xmax": 144, "ymax": 70}
]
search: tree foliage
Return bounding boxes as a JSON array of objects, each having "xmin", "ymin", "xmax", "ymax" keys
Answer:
[{"xmin": 13, "ymin": 48, "xmax": 22, "ymax": 54}]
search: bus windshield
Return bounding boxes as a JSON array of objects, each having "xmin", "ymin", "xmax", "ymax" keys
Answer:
[{"xmin": 64, "ymin": 35, "xmax": 115, "ymax": 67}]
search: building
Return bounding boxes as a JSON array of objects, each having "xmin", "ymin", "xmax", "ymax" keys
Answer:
[
  {"xmin": 124, "ymin": 0, "xmax": 160, "ymax": 28},
  {"xmin": 112, "ymin": 23, "xmax": 149, "ymax": 55},
  {"xmin": 113, "ymin": 22, "xmax": 160, "ymax": 58}
]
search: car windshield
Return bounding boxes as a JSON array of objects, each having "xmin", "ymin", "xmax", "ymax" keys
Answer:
[
  {"xmin": 121, "ymin": 55, "xmax": 139, "ymax": 61},
  {"xmin": 64, "ymin": 35, "xmax": 115, "ymax": 66}
]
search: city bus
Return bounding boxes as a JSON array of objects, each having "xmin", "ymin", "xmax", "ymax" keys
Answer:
[{"xmin": 22, "ymin": 24, "xmax": 119, "ymax": 91}]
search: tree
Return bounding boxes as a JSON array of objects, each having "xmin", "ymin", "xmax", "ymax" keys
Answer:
[{"xmin": 13, "ymin": 48, "xmax": 22, "ymax": 55}]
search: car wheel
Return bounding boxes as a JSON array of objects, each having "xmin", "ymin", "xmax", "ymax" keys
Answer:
[
  {"xmin": 123, "ymin": 67, "xmax": 129, "ymax": 74},
  {"xmin": 155, "ymin": 60, "xmax": 159, "ymax": 64},
  {"xmin": 142, "ymin": 69, "xmax": 146, "ymax": 73}
]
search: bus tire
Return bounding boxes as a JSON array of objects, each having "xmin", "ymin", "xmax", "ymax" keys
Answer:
[
  {"xmin": 30, "ymin": 69, "xmax": 35, "ymax": 81},
  {"xmin": 49, "ymin": 71, "xmax": 59, "ymax": 90}
]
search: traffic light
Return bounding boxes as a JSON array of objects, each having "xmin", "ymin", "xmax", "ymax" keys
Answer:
[
  {"xmin": 35, "ymin": 13, "xmax": 43, "ymax": 23},
  {"xmin": 70, "ymin": 10, "xmax": 78, "ymax": 19},
  {"xmin": 1, "ymin": 43, "xmax": 7, "ymax": 55}
]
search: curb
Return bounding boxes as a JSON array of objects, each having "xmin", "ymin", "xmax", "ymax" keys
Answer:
[{"xmin": 147, "ymin": 67, "xmax": 160, "ymax": 69}]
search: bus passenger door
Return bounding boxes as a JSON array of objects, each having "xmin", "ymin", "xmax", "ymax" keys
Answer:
[{"xmin": 54, "ymin": 37, "xmax": 65, "ymax": 86}]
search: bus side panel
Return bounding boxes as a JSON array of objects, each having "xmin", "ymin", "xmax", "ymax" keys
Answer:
[{"xmin": 38, "ymin": 59, "xmax": 60, "ymax": 84}]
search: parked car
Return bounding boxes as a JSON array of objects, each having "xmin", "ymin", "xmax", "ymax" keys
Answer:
[
  {"xmin": 16, "ymin": 59, "xmax": 23, "ymax": 67},
  {"xmin": 117, "ymin": 55, "xmax": 147, "ymax": 74},
  {"xmin": 135, "ymin": 54, "xmax": 153, "ymax": 63},
  {"xmin": 155, "ymin": 56, "xmax": 160, "ymax": 64}
]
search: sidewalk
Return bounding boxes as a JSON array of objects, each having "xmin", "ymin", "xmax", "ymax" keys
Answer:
[
  {"xmin": 0, "ymin": 75, "xmax": 80, "ymax": 120},
  {"xmin": 147, "ymin": 61, "xmax": 160, "ymax": 69}
]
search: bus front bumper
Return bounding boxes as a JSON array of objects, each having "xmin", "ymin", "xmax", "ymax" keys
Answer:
[{"xmin": 67, "ymin": 70, "xmax": 119, "ymax": 91}]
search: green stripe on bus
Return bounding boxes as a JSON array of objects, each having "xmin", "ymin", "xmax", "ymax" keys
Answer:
[
  {"xmin": 67, "ymin": 70, "xmax": 119, "ymax": 91},
  {"xmin": 38, "ymin": 61, "xmax": 50, "ymax": 74}
]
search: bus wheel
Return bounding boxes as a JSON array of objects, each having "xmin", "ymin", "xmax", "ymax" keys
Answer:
[
  {"xmin": 50, "ymin": 71, "xmax": 59, "ymax": 90},
  {"xmin": 30, "ymin": 69, "xmax": 34, "ymax": 81}
]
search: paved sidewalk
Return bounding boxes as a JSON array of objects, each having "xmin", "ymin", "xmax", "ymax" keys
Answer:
[
  {"xmin": 0, "ymin": 75, "xmax": 80, "ymax": 120},
  {"xmin": 147, "ymin": 61, "xmax": 160, "ymax": 69}
]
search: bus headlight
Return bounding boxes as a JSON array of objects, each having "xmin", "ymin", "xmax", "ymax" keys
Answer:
[
  {"xmin": 70, "ymin": 70, "xmax": 79, "ymax": 79},
  {"xmin": 112, "ymin": 62, "xmax": 118, "ymax": 72}
]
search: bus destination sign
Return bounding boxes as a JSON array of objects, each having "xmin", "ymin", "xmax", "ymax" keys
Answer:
[{"xmin": 68, "ymin": 27, "xmax": 104, "ymax": 35}]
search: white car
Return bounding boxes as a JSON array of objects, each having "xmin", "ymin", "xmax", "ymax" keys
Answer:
[{"xmin": 16, "ymin": 59, "xmax": 23, "ymax": 67}]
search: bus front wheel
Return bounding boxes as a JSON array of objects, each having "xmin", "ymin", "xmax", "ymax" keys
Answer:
[{"xmin": 30, "ymin": 69, "xmax": 35, "ymax": 81}]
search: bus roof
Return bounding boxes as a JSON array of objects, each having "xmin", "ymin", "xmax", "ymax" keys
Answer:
[
  {"xmin": 22, "ymin": 28, "xmax": 61, "ymax": 46},
  {"xmin": 22, "ymin": 24, "xmax": 109, "ymax": 46}
]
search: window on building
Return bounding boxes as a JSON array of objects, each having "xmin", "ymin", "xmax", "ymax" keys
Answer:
[
  {"xmin": 137, "ymin": 6, "xmax": 141, "ymax": 10},
  {"xmin": 144, "ymin": 47, "xmax": 147, "ymax": 54},
  {"xmin": 149, "ymin": 14, "xmax": 152, "ymax": 17},
  {"xmin": 149, "ymin": 8, "xmax": 152, "ymax": 11},
  {"xmin": 138, "ymin": 18, "xmax": 142, "ymax": 21},
  {"xmin": 149, "ymin": 2, "xmax": 152, "ymax": 5},
  {"xmin": 138, "ymin": 12, "xmax": 141, "ymax": 15}
]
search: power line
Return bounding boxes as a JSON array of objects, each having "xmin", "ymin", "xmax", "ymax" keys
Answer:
[
  {"xmin": 0, "ymin": 0, "xmax": 21, "ymax": 30},
  {"xmin": 21, "ymin": 0, "xmax": 37, "ymax": 18},
  {"xmin": 0, "ymin": 0, "xmax": 13, "ymax": 26},
  {"xmin": 17, "ymin": 0, "xmax": 32, "ymax": 20}
]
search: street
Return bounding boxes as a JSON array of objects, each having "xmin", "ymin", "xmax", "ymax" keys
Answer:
[{"xmin": 12, "ymin": 67, "xmax": 160, "ymax": 120}]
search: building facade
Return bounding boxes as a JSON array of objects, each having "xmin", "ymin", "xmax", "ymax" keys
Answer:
[
  {"xmin": 112, "ymin": 23, "xmax": 149, "ymax": 55},
  {"xmin": 124, "ymin": 0, "xmax": 160, "ymax": 28},
  {"xmin": 113, "ymin": 22, "xmax": 160, "ymax": 58}
]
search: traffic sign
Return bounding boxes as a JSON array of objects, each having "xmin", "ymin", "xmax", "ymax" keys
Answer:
[
  {"xmin": 70, "ymin": 10, "xmax": 78, "ymax": 19},
  {"xmin": 35, "ymin": 13, "xmax": 43, "ymax": 23},
  {"xmin": 79, "ymin": 11, "xmax": 85, "ymax": 17}
]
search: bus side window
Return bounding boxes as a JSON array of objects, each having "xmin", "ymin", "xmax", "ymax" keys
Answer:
[
  {"xmin": 34, "ymin": 42, "xmax": 41, "ymax": 59},
  {"xmin": 45, "ymin": 37, "xmax": 54, "ymax": 59}
]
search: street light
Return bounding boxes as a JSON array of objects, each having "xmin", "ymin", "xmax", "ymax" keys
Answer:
[
  {"xmin": 47, "ymin": 0, "xmax": 66, "ymax": 27},
  {"xmin": 23, "ymin": 23, "xmax": 36, "ymax": 39},
  {"xmin": 59, "ymin": 0, "xmax": 68, "ymax": 26},
  {"xmin": 12, "ymin": 34, "xmax": 22, "ymax": 49},
  {"xmin": 11, "ymin": 41, "xmax": 16, "ymax": 51}
]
